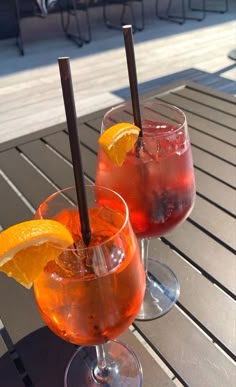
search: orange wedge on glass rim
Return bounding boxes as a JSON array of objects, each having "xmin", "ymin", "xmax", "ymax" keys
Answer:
[
  {"xmin": 0, "ymin": 219, "xmax": 73, "ymax": 289},
  {"xmin": 98, "ymin": 122, "xmax": 140, "ymax": 166}
]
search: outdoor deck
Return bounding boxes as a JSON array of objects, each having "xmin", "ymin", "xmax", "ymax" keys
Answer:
[{"xmin": 0, "ymin": 0, "xmax": 235, "ymax": 144}]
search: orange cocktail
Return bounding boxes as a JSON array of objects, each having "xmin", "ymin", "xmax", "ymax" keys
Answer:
[
  {"xmin": 34, "ymin": 206, "xmax": 144, "ymax": 346},
  {"xmin": 33, "ymin": 185, "xmax": 145, "ymax": 386}
]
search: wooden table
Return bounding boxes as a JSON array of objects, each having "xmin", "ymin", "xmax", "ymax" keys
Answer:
[{"xmin": 0, "ymin": 81, "xmax": 235, "ymax": 386}]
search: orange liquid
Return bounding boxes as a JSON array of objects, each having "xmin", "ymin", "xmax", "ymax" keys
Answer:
[{"xmin": 34, "ymin": 208, "xmax": 145, "ymax": 346}]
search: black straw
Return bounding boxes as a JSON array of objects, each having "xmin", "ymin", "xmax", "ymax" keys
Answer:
[
  {"xmin": 122, "ymin": 25, "xmax": 143, "ymax": 136},
  {"xmin": 58, "ymin": 57, "xmax": 91, "ymax": 246}
]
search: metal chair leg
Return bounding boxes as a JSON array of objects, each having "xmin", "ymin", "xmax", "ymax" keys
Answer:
[
  {"xmin": 60, "ymin": 0, "xmax": 86, "ymax": 47},
  {"xmin": 189, "ymin": 0, "xmax": 228, "ymax": 14},
  {"xmin": 82, "ymin": 4, "xmax": 92, "ymax": 43},
  {"xmin": 132, "ymin": 0, "xmax": 144, "ymax": 31},
  {"xmin": 103, "ymin": 1, "xmax": 144, "ymax": 32},
  {"xmin": 156, "ymin": 0, "xmax": 205, "ymax": 24},
  {"xmin": 156, "ymin": 0, "xmax": 183, "ymax": 24},
  {"xmin": 15, "ymin": 0, "xmax": 24, "ymax": 55}
]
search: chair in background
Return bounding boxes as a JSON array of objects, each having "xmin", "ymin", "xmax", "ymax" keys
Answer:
[
  {"xmin": 1, "ymin": 0, "xmax": 145, "ymax": 55},
  {"xmin": 156, "ymin": 0, "xmax": 206, "ymax": 24},
  {"xmin": 15, "ymin": 0, "xmax": 56, "ymax": 55},
  {"xmin": 9, "ymin": 0, "xmax": 91, "ymax": 55},
  {"xmin": 189, "ymin": 0, "xmax": 228, "ymax": 13},
  {"xmin": 58, "ymin": 0, "xmax": 94, "ymax": 46},
  {"xmin": 103, "ymin": 0, "xmax": 144, "ymax": 31}
]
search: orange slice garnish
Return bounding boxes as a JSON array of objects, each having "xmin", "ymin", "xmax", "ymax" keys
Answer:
[
  {"xmin": 0, "ymin": 220, "xmax": 73, "ymax": 288},
  {"xmin": 98, "ymin": 122, "xmax": 140, "ymax": 166}
]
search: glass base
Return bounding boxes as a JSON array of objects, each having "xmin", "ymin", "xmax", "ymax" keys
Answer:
[
  {"xmin": 64, "ymin": 340, "xmax": 143, "ymax": 386},
  {"xmin": 135, "ymin": 259, "xmax": 180, "ymax": 321}
]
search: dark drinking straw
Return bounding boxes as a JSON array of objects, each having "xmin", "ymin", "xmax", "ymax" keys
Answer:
[
  {"xmin": 58, "ymin": 57, "xmax": 91, "ymax": 246},
  {"xmin": 122, "ymin": 25, "xmax": 143, "ymax": 136}
]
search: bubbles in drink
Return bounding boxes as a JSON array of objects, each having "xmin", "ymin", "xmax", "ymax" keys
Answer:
[{"xmin": 96, "ymin": 119, "xmax": 195, "ymax": 239}]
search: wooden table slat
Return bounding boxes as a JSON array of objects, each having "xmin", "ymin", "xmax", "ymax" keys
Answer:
[
  {"xmin": 0, "ymin": 274, "xmax": 44, "ymax": 343},
  {"xmin": 0, "ymin": 81, "xmax": 235, "ymax": 387},
  {"xmin": 160, "ymin": 94, "xmax": 235, "ymax": 130},
  {"xmin": 184, "ymin": 81, "xmax": 236, "ymax": 104},
  {"xmin": 163, "ymin": 220, "xmax": 236, "ymax": 295},
  {"xmin": 183, "ymin": 110, "xmax": 236, "ymax": 145},
  {"xmin": 121, "ymin": 330, "xmax": 175, "ymax": 387},
  {"xmin": 135, "ymin": 307, "xmax": 236, "ymax": 387},
  {"xmin": 0, "ymin": 175, "xmax": 33, "ymax": 228},
  {"xmin": 175, "ymin": 87, "xmax": 236, "ymax": 117},
  {"xmin": 194, "ymin": 168, "xmax": 235, "ymax": 215},
  {"xmin": 0, "ymin": 148, "xmax": 59, "ymax": 211},
  {"xmin": 42, "ymin": 132, "xmax": 98, "ymax": 181},
  {"xmin": 189, "ymin": 127, "xmax": 235, "ymax": 164},
  {"xmin": 192, "ymin": 147, "xmax": 235, "ymax": 187},
  {"xmin": 190, "ymin": 196, "xmax": 235, "ymax": 250},
  {"xmin": 149, "ymin": 240, "xmax": 236, "ymax": 355},
  {"xmin": 19, "ymin": 141, "xmax": 75, "ymax": 190}
]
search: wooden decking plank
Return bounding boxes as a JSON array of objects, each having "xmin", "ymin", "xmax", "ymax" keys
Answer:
[
  {"xmin": 192, "ymin": 147, "xmax": 235, "ymax": 187},
  {"xmin": 163, "ymin": 220, "xmax": 236, "ymax": 295},
  {"xmin": 0, "ymin": 175, "xmax": 33, "ymax": 229},
  {"xmin": 175, "ymin": 87, "xmax": 236, "ymax": 116},
  {"xmin": 159, "ymin": 94, "xmax": 235, "ymax": 130},
  {"xmin": 0, "ymin": 147, "xmax": 59, "ymax": 210},
  {"xmin": 135, "ymin": 307, "xmax": 236, "ymax": 387},
  {"xmin": 149, "ymin": 239, "xmax": 236, "ymax": 355},
  {"xmin": 194, "ymin": 169, "xmax": 235, "ymax": 215}
]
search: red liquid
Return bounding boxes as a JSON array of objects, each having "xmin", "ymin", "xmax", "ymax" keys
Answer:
[{"xmin": 96, "ymin": 121, "xmax": 195, "ymax": 238}]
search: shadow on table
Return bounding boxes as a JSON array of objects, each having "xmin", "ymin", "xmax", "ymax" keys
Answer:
[
  {"xmin": 111, "ymin": 67, "xmax": 236, "ymax": 99},
  {"xmin": 0, "ymin": 326, "xmax": 76, "ymax": 387}
]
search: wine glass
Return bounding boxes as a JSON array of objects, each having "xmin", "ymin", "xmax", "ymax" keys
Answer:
[
  {"xmin": 34, "ymin": 185, "xmax": 145, "ymax": 386},
  {"xmin": 96, "ymin": 100, "xmax": 196, "ymax": 320}
]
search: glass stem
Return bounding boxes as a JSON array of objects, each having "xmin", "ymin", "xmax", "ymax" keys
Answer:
[
  {"xmin": 93, "ymin": 344, "xmax": 110, "ymax": 382},
  {"xmin": 140, "ymin": 238, "xmax": 150, "ymax": 275}
]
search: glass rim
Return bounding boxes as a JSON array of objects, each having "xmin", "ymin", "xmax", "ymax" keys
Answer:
[
  {"xmin": 102, "ymin": 100, "xmax": 187, "ymax": 137},
  {"xmin": 35, "ymin": 185, "xmax": 130, "ymax": 252}
]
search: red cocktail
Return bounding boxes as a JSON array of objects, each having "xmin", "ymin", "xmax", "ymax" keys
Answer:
[{"xmin": 96, "ymin": 101, "xmax": 195, "ymax": 320}]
